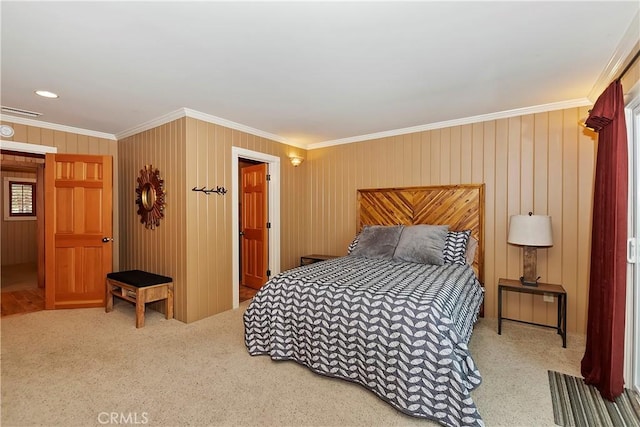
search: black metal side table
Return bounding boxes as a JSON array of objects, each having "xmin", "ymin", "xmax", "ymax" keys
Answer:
[
  {"xmin": 300, "ymin": 254, "xmax": 339, "ymax": 267},
  {"xmin": 498, "ymin": 277, "xmax": 567, "ymax": 348}
]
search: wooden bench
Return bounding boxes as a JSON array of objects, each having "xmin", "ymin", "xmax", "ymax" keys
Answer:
[{"xmin": 105, "ymin": 270, "xmax": 174, "ymax": 328}]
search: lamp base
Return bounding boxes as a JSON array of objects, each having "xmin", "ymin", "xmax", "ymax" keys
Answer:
[
  {"xmin": 522, "ymin": 246, "xmax": 540, "ymax": 286},
  {"xmin": 519, "ymin": 276, "xmax": 540, "ymax": 287}
]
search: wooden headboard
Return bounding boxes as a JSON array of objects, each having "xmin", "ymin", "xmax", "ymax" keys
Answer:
[{"xmin": 357, "ymin": 184, "xmax": 485, "ymax": 283}]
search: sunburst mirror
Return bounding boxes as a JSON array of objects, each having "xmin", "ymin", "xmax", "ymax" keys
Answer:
[{"xmin": 135, "ymin": 165, "xmax": 165, "ymax": 229}]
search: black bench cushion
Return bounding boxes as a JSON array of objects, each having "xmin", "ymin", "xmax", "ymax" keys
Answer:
[{"xmin": 107, "ymin": 270, "xmax": 172, "ymax": 288}]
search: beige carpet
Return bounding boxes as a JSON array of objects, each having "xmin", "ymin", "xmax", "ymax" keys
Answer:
[{"xmin": 1, "ymin": 300, "xmax": 585, "ymax": 426}]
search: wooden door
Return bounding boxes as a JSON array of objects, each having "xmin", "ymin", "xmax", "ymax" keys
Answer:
[
  {"xmin": 241, "ymin": 163, "xmax": 268, "ymax": 290},
  {"xmin": 45, "ymin": 154, "xmax": 113, "ymax": 309}
]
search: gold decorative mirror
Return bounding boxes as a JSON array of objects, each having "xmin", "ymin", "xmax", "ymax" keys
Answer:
[{"xmin": 135, "ymin": 165, "xmax": 165, "ymax": 229}]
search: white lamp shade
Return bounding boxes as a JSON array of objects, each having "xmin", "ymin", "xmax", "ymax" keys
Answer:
[{"xmin": 508, "ymin": 214, "xmax": 553, "ymax": 247}]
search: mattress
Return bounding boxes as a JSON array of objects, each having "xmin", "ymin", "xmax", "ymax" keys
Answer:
[{"xmin": 244, "ymin": 255, "xmax": 485, "ymax": 427}]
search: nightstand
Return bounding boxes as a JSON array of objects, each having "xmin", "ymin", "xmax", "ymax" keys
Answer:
[
  {"xmin": 300, "ymin": 254, "xmax": 339, "ymax": 266},
  {"xmin": 498, "ymin": 277, "xmax": 567, "ymax": 348}
]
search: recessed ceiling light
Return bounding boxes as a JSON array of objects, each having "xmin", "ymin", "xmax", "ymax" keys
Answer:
[{"xmin": 35, "ymin": 90, "xmax": 59, "ymax": 99}]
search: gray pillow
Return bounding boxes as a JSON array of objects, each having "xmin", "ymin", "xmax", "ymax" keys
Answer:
[
  {"xmin": 349, "ymin": 225, "xmax": 404, "ymax": 259},
  {"xmin": 393, "ymin": 224, "xmax": 449, "ymax": 265}
]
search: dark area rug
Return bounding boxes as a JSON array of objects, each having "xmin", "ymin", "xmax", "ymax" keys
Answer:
[{"xmin": 548, "ymin": 370, "xmax": 640, "ymax": 426}]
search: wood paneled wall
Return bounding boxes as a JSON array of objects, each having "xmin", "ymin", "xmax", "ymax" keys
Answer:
[
  {"xmin": 118, "ymin": 117, "xmax": 308, "ymax": 323},
  {"xmin": 307, "ymin": 106, "xmax": 596, "ymax": 334},
  {"xmin": 8, "ymin": 54, "xmax": 637, "ymax": 327},
  {"xmin": 6, "ymin": 60, "xmax": 639, "ymax": 329},
  {"xmin": 1, "ymin": 169, "xmax": 37, "ymax": 266},
  {"xmin": 118, "ymin": 119, "xmax": 188, "ymax": 320},
  {"xmin": 0, "ymin": 120, "xmax": 119, "ymax": 269}
]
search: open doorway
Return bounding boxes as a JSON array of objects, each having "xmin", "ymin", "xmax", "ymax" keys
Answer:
[
  {"xmin": 238, "ymin": 158, "xmax": 265, "ymax": 302},
  {"xmin": 231, "ymin": 147, "xmax": 281, "ymax": 308},
  {"xmin": 0, "ymin": 152, "xmax": 44, "ymax": 316},
  {"xmin": 0, "ymin": 141, "xmax": 56, "ymax": 316}
]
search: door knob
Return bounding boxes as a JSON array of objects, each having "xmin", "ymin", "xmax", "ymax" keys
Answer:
[
  {"xmin": 102, "ymin": 237, "xmax": 114, "ymax": 243},
  {"xmin": 239, "ymin": 231, "xmax": 245, "ymax": 236}
]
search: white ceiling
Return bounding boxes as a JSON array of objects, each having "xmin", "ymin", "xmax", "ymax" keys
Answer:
[{"xmin": 1, "ymin": 1, "xmax": 639, "ymax": 148}]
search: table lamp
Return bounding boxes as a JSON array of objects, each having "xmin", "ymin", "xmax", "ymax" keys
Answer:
[{"xmin": 507, "ymin": 212, "xmax": 553, "ymax": 286}]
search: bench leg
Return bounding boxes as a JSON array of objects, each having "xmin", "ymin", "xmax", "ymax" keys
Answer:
[
  {"xmin": 105, "ymin": 280, "xmax": 114, "ymax": 313},
  {"xmin": 135, "ymin": 290, "xmax": 145, "ymax": 328},
  {"xmin": 166, "ymin": 284, "xmax": 174, "ymax": 320}
]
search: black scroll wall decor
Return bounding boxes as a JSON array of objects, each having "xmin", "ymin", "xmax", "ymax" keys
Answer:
[{"xmin": 192, "ymin": 185, "xmax": 227, "ymax": 196}]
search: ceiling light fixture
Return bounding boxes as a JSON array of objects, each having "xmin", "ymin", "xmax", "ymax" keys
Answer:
[{"xmin": 35, "ymin": 90, "xmax": 59, "ymax": 99}]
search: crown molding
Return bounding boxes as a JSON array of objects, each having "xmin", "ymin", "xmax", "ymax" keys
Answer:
[
  {"xmin": 0, "ymin": 114, "xmax": 117, "ymax": 141},
  {"xmin": 1, "ymin": 96, "xmax": 597, "ymax": 152},
  {"xmin": 183, "ymin": 108, "xmax": 306, "ymax": 148},
  {"xmin": 114, "ymin": 109, "xmax": 186, "ymax": 140},
  {"xmin": 116, "ymin": 107, "xmax": 307, "ymax": 149},
  {"xmin": 588, "ymin": 11, "xmax": 640, "ymax": 102},
  {"xmin": 307, "ymin": 98, "xmax": 592, "ymax": 150}
]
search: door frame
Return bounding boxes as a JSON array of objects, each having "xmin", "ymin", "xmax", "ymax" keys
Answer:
[
  {"xmin": 231, "ymin": 147, "xmax": 280, "ymax": 308},
  {"xmin": 0, "ymin": 140, "xmax": 56, "ymax": 291},
  {"xmin": 0, "ymin": 141, "xmax": 57, "ymax": 156},
  {"xmin": 625, "ymin": 81, "xmax": 640, "ymax": 393}
]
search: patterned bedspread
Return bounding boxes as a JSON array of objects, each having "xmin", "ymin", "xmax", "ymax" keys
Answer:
[{"xmin": 243, "ymin": 256, "xmax": 485, "ymax": 427}]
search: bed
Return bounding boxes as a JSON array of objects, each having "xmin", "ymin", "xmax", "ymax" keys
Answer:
[{"xmin": 244, "ymin": 184, "xmax": 485, "ymax": 427}]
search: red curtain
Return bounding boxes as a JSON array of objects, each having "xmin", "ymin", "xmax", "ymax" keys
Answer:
[{"xmin": 581, "ymin": 80, "xmax": 628, "ymax": 400}]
